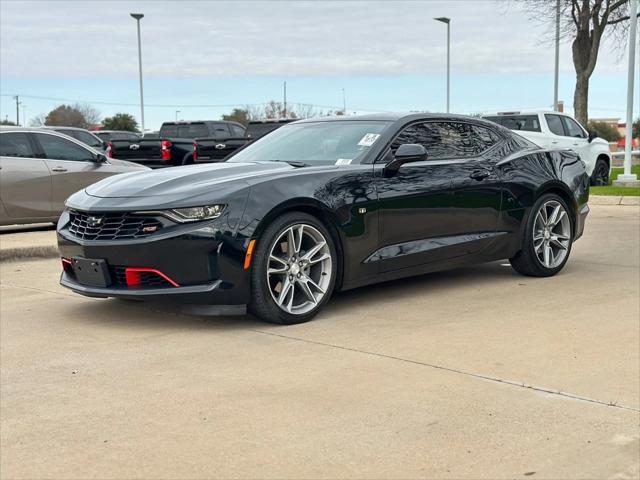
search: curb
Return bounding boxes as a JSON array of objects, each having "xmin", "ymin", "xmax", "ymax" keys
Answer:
[
  {"xmin": 0, "ymin": 245, "xmax": 59, "ymax": 263},
  {"xmin": 589, "ymin": 195, "xmax": 640, "ymax": 206}
]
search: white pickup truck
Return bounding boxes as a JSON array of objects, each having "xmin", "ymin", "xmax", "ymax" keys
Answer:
[{"xmin": 483, "ymin": 110, "xmax": 612, "ymax": 186}]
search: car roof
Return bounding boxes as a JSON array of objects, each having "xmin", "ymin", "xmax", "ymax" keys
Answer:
[
  {"xmin": 40, "ymin": 125, "xmax": 93, "ymax": 131},
  {"xmin": 482, "ymin": 110, "xmax": 573, "ymax": 117},
  {"xmin": 1, "ymin": 126, "xmax": 68, "ymax": 133},
  {"xmin": 294, "ymin": 112, "xmax": 488, "ymax": 123},
  {"xmin": 93, "ymin": 130, "xmax": 139, "ymax": 134}
]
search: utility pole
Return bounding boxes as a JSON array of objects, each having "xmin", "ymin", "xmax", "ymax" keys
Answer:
[
  {"xmin": 283, "ymin": 81, "xmax": 287, "ymax": 118},
  {"xmin": 130, "ymin": 13, "xmax": 145, "ymax": 132},
  {"xmin": 434, "ymin": 17, "xmax": 451, "ymax": 113},
  {"xmin": 342, "ymin": 88, "xmax": 346, "ymax": 113},
  {"xmin": 175, "ymin": 110, "xmax": 180, "ymax": 121},
  {"xmin": 13, "ymin": 95, "xmax": 20, "ymax": 126},
  {"xmin": 553, "ymin": 0, "xmax": 560, "ymax": 111},
  {"xmin": 615, "ymin": 0, "xmax": 638, "ymax": 185}
]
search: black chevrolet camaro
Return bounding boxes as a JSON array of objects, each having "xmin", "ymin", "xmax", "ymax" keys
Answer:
[{"xmin": 57, "ymin": 113, "xmax": 590, "ymax": 324}]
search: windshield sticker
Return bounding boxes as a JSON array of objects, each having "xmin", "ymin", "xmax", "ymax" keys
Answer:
[
  {"xmin": 335, "ymin": 158, "xmax": 353, "ymax": 165},
  {"xmin": 357, "ymin": 133, "xmax": 380, "ymax": 147}
]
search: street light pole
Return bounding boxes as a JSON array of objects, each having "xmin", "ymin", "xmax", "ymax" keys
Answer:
[
  {"xmin": 553, "ymin": 0, "xmax": 560, "ymax": 111},
  {"xmin": 342, "ymin": 88, "xmax": 346, "ymax": 114},
  {"xmin": 13, "ymin": 95, "xmax": 20, "ymax": 126},
  {"xmin": 617, "ymin": 0, "xmax": 638, "ymax": 184},
  {"xmin": 130, "ymin": 13, "xmax": 145, "ymax": 133},
  {"xmin": 175, "ymin": 110, "xmax": 180, "ymax": 121},
  {"xmin": 434, "ymin": 17, "xmax": 451, "ymax": 113}
]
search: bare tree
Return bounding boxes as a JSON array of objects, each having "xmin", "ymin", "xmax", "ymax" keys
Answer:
[
  {"xmin": 74, "ymin": 103, "xmax": 101, "ymax": 128},
  {"xmin": 524, "ymin": 0, "xmax": 636, "ymax": 125}
]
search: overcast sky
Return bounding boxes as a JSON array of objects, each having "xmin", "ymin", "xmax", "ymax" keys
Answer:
[{"xmin": 0, "ymin": 0, "xmax": 633, "ymax": 130}]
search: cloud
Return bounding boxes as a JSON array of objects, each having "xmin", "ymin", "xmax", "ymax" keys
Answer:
[{"xmin": 0, "ymin": 0, "xmax": 627, "ymax": 79}]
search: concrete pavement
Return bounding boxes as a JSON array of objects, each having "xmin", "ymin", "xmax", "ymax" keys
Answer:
[{"xmin": 1, "ymin": 204, "xmax": 639, "ymax": 479}]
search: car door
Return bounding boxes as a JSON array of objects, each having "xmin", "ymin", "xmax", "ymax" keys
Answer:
[
  {"xmin": 32, "ymin": 132, "xmax": 109, "ymax": 215},
  {"xmin": 559, "ymin": 115, "xmax": 591, "ymax": 162},
  {"xmin": 374, "ymin": 121, "xmax": 503, "ymax": 273},
  {"xmin": 0, "ymin": 131, "xmax": 53, "ymax": 221},
  {"xmin": 544, "ymin": 113, "xmax": 575, "ymax": 151}
]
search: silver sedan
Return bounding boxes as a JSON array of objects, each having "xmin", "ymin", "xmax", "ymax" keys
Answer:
[{"xmin": 0, "ymin": 127, "xmax": 148, "ymax": 226}]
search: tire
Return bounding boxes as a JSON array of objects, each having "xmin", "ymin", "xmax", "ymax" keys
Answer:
[
  {"xmin": 590, "ymin": 158, "xmax": 609, "ymax": 186},
  {"xmin": 182, "ymin": 152, "xmax": 194, "ymax": 166},
  {"xmin": 249, "ymin": 212, "xmax": 337, "ymax": 325},
  {"xmin": 509, "ymin": 193, "xmax": 573, "ymax": 277}
]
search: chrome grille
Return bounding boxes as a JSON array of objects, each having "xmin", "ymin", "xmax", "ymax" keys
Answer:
[{"xmin": 67, "ymin": 210, "xmax": 162, "ymax": 241}]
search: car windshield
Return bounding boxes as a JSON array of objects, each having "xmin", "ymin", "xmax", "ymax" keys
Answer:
[{"xmin": 228, "ymin": 121, "xmax": 391, "ymax": 165}]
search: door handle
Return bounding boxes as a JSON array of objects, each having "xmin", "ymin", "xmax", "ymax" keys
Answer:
[
  {"xmin": 551, "ymin": 140, "xmax": 559, "ymax": 144},
  {"xmin": 469, "ymin": 170, "xmax": 491, "ymax": 181},
  {"xmin": 51, "ymin": 167, "xmax": 67, "ymax": 172}
]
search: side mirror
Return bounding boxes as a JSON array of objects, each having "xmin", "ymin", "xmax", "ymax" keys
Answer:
[
  {"xmin": 95, "ymin": 153, "xmax": 108, "ymax": 163},
  {"xmin": 587, "ymin": 130, "xmax": 597, "ymax": 143},
  {"xmin": 385, "ymin": 143, "xmax": 428, "ymax": 176},
  {"xmin": 102, "ymin": 140, "xmax": 109, "ymax": 149}
]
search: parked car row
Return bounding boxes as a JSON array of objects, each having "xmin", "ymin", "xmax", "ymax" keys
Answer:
[
  {"xmin": 0, "ymin": 110, "xmax": 604, "ymax": 230},
  {"xmin": 105, "ymin": 119, "xmax": 294, "ymax": 167}
]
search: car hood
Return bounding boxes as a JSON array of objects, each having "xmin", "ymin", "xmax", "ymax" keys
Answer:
[{"xmin": 85, "ymin": 161, "xmax": 299, "ymax": 198}]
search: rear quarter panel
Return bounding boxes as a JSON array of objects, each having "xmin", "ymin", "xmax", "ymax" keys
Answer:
[{"xmin": 496, "ymin": 149, "xmax": 589, "ymax": 255}]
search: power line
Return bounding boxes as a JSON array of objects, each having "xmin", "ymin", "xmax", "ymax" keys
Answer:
[{"xmin": 0, "ymin": 93, "xmax": 380, "ymax": 112}]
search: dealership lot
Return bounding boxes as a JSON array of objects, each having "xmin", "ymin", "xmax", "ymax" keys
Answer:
[{"xmin": 1, "ymin": 204, "xmax": 638, "ymax": 479}]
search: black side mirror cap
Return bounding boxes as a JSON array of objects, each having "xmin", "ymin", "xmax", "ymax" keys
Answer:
[
  {"xmin": 95, "ymin": 153, "xmax": 108, "ymax": 163},
  {"xmin": 587, "ymin": 130, "xmax": 597, "ymax": 143},
  {"xmin": 384, "ymin": 143, "xmax": 428, "ymax": 176}
]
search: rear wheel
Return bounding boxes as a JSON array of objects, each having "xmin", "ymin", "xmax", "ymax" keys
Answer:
[
  {"xmin": 182, "ymin": 152, "xmax": 194, "ymax": 166},
  {"xmin": 591, "ymin": 158, "xmax": 609, "ymax": 186},
  {"xmin": 510, "ymin": 194, "xmax": 573, "ymax": 277},
  {"xmin": 249, "ymin": 212, "xmax": 337, "ymax": 324}
]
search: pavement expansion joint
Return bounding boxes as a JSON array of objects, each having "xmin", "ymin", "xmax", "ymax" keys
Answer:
[{"xmin": 252, "ymin": 329, "xmax": 640, "ymax": 413}]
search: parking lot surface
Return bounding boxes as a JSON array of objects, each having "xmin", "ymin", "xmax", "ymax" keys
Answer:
[{"xmin": 1, "ymin": 204, "xmax": 639, "ymax": 479}]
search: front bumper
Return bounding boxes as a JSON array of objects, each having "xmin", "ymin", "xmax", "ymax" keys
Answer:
[{"xmin": 57, "ymin": 219, "xmax": 251, "ymax": 305}]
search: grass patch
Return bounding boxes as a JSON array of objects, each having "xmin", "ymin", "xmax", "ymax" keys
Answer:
[{"xmin": 590, "ymin": 166, "xmax": 640, "ymax": 196}]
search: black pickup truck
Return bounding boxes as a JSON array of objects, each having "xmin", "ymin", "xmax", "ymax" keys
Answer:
[
  {"xmin": 192, "ymin": 119, "xmax": 295, "ymax": 164},
  {"xmin": 107, "ymin": 121, "xmax": 245, "ymax": 167}
]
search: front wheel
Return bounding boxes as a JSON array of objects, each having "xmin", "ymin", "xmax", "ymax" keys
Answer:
[
  {"xmin": 590, "ymin": 158, "xmax": 609, "ymax": 186},
  {"xmin": 249, "ymin": 212, "xmax": 337, "ymax": 325},
  {"xmin": 510, "ymin": 194, "xmax": 573, "ymax": 277}
]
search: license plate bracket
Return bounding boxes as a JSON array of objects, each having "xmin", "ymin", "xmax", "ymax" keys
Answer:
[{"xmin": 72, "ymin": 257, "xmax": 112, "ymax": 287}]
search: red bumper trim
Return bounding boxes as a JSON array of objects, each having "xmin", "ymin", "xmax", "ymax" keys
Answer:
[{"xmin": 124, "ymin": 267, "xmax": 180, "ymax": 288}]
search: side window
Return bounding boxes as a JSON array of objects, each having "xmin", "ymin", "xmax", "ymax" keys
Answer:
[
  {"xmin": 561, "ymin": 117, "xmax": 586, "ymax": 138},
  {"xmin": 0, "ymin": 132, "xmax": 36, "ymax": 158},
  {"xmin": 470, "ymin": 125, "xmax": 502, "ymax": 152},
  {"xmin": 545, "ymin": 114, "xmax": 566, "ymax": 136},
  {"xmin": 231, "ymin": 125, "xmax": 245, "ymax": 137},
  {"xmin": 391, "ymin": 122, "xmax": 499, "ymax": 160},
  {"xmin": 212, "ymin": 124, "xmax": 231, "ymax": 139},
  {"xmin": 126, "ymin": 133, "xmax": 140, "ymax": 140},
  {"xmin": 35, "ymin": 133, "xmax": 94, "ymax": 161},
  {"xmin": 74, "ymin": 130, "xmax": 103, "ymax": 148}
]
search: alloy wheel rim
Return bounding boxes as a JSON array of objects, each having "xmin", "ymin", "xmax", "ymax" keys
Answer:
[
  {"xmin": 594, "ymin": 164, "xmax": 609, "ymax": 186},
  {"xmin": 267, "ymin": 224, "xmax": 332, "ymax": 315},
  {"xmin": 533, "ymin": 200, "xmax": 571, "ymax": 269}
]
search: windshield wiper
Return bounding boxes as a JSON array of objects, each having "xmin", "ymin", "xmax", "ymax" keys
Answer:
[{"xmin": 271, "ymin": 160, "xmax": 310, "ymax": 168}]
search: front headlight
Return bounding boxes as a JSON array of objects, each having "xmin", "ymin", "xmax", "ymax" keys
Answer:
[{"xmin": 164, "ymin": 205, "xmax": 226, "ymax": 223}]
